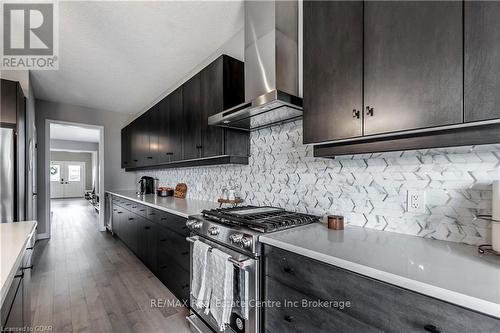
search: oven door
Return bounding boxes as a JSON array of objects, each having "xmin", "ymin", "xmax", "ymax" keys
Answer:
[{"xmin": 187, "ymin": 235, "xmax": 260, "ymax": 333}]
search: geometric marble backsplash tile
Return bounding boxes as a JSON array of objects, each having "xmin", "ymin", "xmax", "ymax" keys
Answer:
[{"xmin": 137, "ymin": 120, "xmax": 500, "ymax": 245}]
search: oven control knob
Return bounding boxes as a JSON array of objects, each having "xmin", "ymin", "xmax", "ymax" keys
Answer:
[
  {"xmin": 240, "ymin": 237, "xmax": 253, "ymax": 249},
  {"xmin": 186, "ymin": 219, "xmax": 196, "ymax": 228},
  {"xmin": 208, "ymin": 226, "xmax": 220, "ymax": 235},
  {"xmin": 229, "ymin": 233, "xmax": 243, "ymax": 244},
  {"xmin": 192, "ymin": 221, "xmax": 203, "ymax": 230}
]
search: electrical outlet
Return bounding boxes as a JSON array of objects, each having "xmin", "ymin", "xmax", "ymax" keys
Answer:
[{"xmin": 407, "ymin": 190, "xmax": 426, "ymax": 213}]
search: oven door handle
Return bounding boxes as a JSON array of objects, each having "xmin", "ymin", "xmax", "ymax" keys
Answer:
[{"xmin": 186, "ymin": 236, "xmax": 253, "ymax": 270}]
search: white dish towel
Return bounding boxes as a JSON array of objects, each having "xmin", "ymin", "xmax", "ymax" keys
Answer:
[
  {"xmin": 203, "ymin": 248, "xmax": 234, "ymax": 332},
  {"xmin": 191, "ymin": 240, "xmax": 210, "ymax": 309}
]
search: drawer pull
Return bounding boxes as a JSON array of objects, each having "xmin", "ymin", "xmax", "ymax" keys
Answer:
[
  {"xmin": 424, "ymin": 325, "xmax": 441, "ymax": 333},
  {"xmin": 283, "ymin": 266, "xmax": 294, "ymax": 274},
  {"xmin": 160, "ymin": 239, "xmax": 167, "ymax": 242},
  {"xmin": 145, "ymin": 226, "xmax": 151, "ymax": 230},
  {"xmin": 140, "ymin": 209, "xmax": 145, "ymax": 212},
  {"xmin": 161, "ymin": 217, "xmax": 167, "ymax": 221},
  {"xmin": 149, "ymin": 212, "xmax": 155, "ymax": 216},
  {"xmin": 128, "ymin": 218, "xmax": 134, "ymax": 220},
  {"xmin": 181, "ymin": 251, "xmax": 189, "ymax": 255},
  {"xmin": 284, "ymin": 315, "xmax": 293, "ymax": 323},
  {"xmin": 181, "ymin": 284, "xmax": 189, "ymax": 289}
]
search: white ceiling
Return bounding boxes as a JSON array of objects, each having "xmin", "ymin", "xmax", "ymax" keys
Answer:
[
  {"xmin": 50, "ymin": 123, "xmax": 100, "ymax": 142},
  {"xmin": 31, "ymin": 1, "xmax": 244, "ymax": 114}
]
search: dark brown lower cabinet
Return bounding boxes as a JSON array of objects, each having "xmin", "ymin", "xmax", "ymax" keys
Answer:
[
  {"xmin": 263, "ymin": 245, "xmax": 500, "ymax": 333},
  {"xmin": 139, "ymin": 218, "xmax": 158, "ymax": 273},
  {"xmin": 111, "ymin": 196, "xmax": 189, "ymax": 305}
]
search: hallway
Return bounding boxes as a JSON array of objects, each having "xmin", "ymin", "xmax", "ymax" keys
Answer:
[{"xmin": 31, "ymin": 199, "xmax": 190, "ymax": 333}]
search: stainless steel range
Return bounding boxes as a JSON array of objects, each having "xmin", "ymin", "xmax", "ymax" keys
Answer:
[{"xmin": 186, "ymin": 206, "xmax": 319, "ymax": 333}]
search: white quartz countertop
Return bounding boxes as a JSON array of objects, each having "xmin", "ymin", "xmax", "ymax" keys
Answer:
[
  {"xmin": 0, "ymin": 221, "xmax": 37, "ymax": 307},
  {"xmin": 260, "ymin": 223, "xmax": 500, "ymax": 319},
  {"xmin": 106, "ymin": 190, "xmax": 220, "ymax": 218}
]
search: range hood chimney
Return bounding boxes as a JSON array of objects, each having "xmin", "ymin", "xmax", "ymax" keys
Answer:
[{"xmin": 208, "ymin": 0, "xmax": 302, "ymax": 131}]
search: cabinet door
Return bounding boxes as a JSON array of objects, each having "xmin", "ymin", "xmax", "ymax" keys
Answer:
[
  {"xmin": 138, "ymin": 112, "xmax": 152, "ymax": 166},
  {"xmin": 121, "ymin": 126, "xmax": 131, "ymax": 168},
  {"xmin": 157, "ymin": 228, "xmax": 190, "ymax": 303},
  {"xmin": 169, "ymin": 87, "xmax": 184, "ymax": 161},
  {"xmin": 0, "ymin": 79, "xmax": 17, "ymax": 124},
  {"xmin": 363, "ymin": 1, "xmax": 463, "ymax": 135},
  {"xmin": 157, "ymin": 96, "xmax": 170, "ymax": 164},
  {"xmin": 139, "ymin": 218, "xmax": 157, "ymax": 273},
  {"xmin": 182, "ymin": 74, "xmax": 202, "ymax": 160},
  {"xmin": 465, "ymin": 1, "xmax": 500, "ymax": 122},
  {"xmin": 112, "ymin": 202, "xmax": 123, "ymax": 237},
  {"xmin": 303, "ymin": 1, "xmax": 363, "ymax": 143},
  {"xmin": 3, "ymin": 280, "xmax": 23, "ymax": 330},
  {"xmin": 201, "ymin": 57, "xmax": 223, "ymax": 157},
  {"xmin": 129, "ymin": 121, "xmax": 140, "ymax": 168},
  {"xmin": 146, "ymin": 105, "xmax": 160, "ymax": 165}
]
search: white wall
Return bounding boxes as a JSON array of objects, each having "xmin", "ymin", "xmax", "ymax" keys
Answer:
[
  {"xmin": 50, "ymin": 139, "xmax": 98, "ymax": 151},
  {"xmin": 35, "ymin": 99, "xmax": 136, "ymax": 235},
  {"xmin": 129, "ymin": 28, "xmax": 244, "ymax": 123}
]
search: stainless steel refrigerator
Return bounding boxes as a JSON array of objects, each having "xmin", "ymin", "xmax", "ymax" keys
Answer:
[{"xmin": 1, "ymin": 127, "xmax": 16, "ymax": 222}]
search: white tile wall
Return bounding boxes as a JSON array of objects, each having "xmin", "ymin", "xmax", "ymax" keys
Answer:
[{"xmin": 137, "ymin": 120, "xmax": 500, "ymax": 245}]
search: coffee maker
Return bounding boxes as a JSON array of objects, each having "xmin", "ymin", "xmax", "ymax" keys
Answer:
[{"xmin": 137, "ymin": 176, "xmax": 155, "ymax": 195}]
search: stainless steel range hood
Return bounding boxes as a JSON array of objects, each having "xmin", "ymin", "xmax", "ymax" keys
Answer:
[{"xmin": 208, "ymin": 0, "xmax": 302, "ymax": 131}]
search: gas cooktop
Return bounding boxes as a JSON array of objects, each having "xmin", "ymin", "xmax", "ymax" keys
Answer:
[{"xmin": 201, "ymin": 205, "xmax": 319, "ymax": 233}]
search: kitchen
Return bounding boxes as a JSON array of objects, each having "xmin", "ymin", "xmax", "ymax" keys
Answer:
[{"xmin": 1, "ymin": 1, "xmax": 500, "ymax": 332}]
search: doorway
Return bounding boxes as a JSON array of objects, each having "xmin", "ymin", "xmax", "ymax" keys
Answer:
[
  {"xmin": 50, "ymin": 160, "xmax": 86, "ymax": 198},
  {"xmin": 45, "ymin": 120, "xmax": 104, "ymax": 238}
]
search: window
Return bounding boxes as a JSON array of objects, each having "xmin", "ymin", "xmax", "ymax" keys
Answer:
[
  {"xmin": 68, "ymin": 165, "xmax": 81, "ymax": 182},
  {"xmin": 50, "ymin": 164, "xmax": 60, "ymax": 181}
]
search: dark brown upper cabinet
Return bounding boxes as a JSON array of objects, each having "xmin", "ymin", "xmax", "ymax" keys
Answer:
[
  {"xmin": 304, "ymin": 1, "xmax": 500, "ymax": 157},
  {"xmin": 143, "ymin": 104, "xmax": 160, "ymax": 166},
  {"xmin": 1, "ymin": 79, "xmax": 19, "ymax": 125},
  {"xmin": 201, "ymin": 58, "xmax": 224, "ymax": 158},
  {"xmin": 121, "ymin": 125, "xmax": 131, "ymax": 168},
  {"xmin": 464, "ymin": 1, "xmax": 500, "ymax": 123},
  {"xmin": 182, "ymin": 73, "xmax": 202, "ymax": 160},
  {"xmin": 121, "ymin": 55, "xmax": 248, "ymax": 170},
  {"xmin": 303, "ymin": 1, "xmax": 363, "ymax": 144},
  {"xmin": 363, "ymin": 1, "xmax": 463, "ymax": 135},
  {"xmin": 201, "ymin": 55, "xmax": 246, "ymax": 158},
  {"xmin": 157, "ymin": 87, "xmax": 184, "ymax": 164}
]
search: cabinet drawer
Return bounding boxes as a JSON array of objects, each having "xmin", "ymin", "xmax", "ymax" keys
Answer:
[
  {"xmin": 135, "ymin": 204, "xmax": 147, "ymax": 217},
  {"xmin": 152, "ymin": 210, "xmax": 189, "ymax": 237},
  {"xmin": 265, "ymin": 276, "xmax": 378, "ymax": 333},
  {"xmin": 122, "ymin": 200, "xmax": 134, "ymax": 211},
  {"xmin": 145, "ymin": 206, "xmax": 161, "ymax": 221},
  {"xmin": 264, "ymin": 245, "xmax": 500, "ymax": 332}
]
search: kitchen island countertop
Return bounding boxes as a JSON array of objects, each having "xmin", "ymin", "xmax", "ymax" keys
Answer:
[
  {"xmin": 0, "ymin": 221, "xmax": 37, "ymax": 307},
  {"xmin": 260, "ymin": 223, "xmax": 500, "ymax": 319}
]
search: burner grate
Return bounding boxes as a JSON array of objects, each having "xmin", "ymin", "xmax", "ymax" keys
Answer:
[{"xmin": 202, "ymin": 206, "xmax": 319, "ymax": 232}]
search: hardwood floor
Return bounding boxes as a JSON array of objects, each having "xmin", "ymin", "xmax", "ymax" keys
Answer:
[{"xmin": 31, "ymin": 199, "xmax": 191, "ymax": 333}]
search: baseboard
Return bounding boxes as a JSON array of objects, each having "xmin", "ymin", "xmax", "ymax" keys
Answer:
[{"xmin": 36, "ymin": 232, "xmax": 50, "ymax": 240}]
